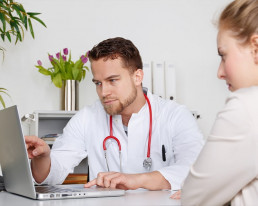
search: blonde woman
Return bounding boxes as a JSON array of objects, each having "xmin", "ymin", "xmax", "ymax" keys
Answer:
[{"xmin": 180, "ymin": 0, "xmax": 258, "ymax": 205}]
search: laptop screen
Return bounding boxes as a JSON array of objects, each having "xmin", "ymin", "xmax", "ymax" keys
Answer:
[{"xmin": 0, "ymin": 105, "xmax": 36, "ymax": 199}]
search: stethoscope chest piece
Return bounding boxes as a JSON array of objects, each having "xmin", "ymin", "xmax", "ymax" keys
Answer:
[{"xmin": 143, "ymin": 157, "xmax": 152, "ymax": 170}]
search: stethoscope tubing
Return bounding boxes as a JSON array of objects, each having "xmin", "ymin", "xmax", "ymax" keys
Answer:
[
  {"xmin": 145, "ymin": 94, "xmax": 152, "ymax": 158},
  {"xmin": 103, "ymin": 93, "xmax": 152, "ymax": 171}
]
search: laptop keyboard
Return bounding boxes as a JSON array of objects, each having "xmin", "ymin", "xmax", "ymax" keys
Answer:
[
  {"xmin": 36, "ymin": 185, "xmax": 116, "ymax": 194},
  {"xmin": 36, "ymin": 186, "xmax": 80, "ymax": 193}
]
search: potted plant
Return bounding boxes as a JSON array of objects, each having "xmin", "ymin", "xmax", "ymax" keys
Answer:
[
  {"xmin": 35, "ymin": 48, "xmax": 89, "ymax": 88},
  {"xmin": 0, "ymin": 0, "xmax": 46, "ymax": 108},
  {"xmin": 35, "ymin": 48, "xmax": 89, "ymax": 111}
]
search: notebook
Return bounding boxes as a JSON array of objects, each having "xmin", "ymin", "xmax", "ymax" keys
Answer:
[{"xmin": 0, "ymin": 105, "xmax": 125, "ymax": 200}]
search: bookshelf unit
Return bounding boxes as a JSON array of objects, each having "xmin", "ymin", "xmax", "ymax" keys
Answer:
[
  {"xmin": 29, "ymin": 110, "xmax": 76, "ymax": 144},
  {"xmin": 26, "ymin": 110, "xmax": 88, "ymax": 182}
]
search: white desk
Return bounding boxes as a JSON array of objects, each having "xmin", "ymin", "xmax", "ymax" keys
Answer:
[{"xmin": 0, "ymin": 189, "xmax": 180, "ymax": 206}]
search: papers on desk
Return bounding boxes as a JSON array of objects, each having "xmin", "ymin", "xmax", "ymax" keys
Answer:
[{"xmin": 142, "ymin": 61, "xmax": 176, "ymax": 101}]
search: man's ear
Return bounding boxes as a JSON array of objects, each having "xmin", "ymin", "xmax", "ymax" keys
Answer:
[
  {"xmin": 250, "ymin": 34, "xmax": 258, "ymax": 64},
  {"xmin": 134, "ymin": 69, "xmax": 144, "ymax": 86}
]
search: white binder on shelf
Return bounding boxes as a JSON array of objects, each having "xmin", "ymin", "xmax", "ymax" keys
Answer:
[
  {"xmin": 152, "ymin": 62, "xmax": 165, "ymax": 98},
  {"xmin": 142, "ymin": 62, "xmax": 153, "ymax": 93},
  {"xmin": 164, "ymin": 62, "xmax": 176, "ymax": 101}
]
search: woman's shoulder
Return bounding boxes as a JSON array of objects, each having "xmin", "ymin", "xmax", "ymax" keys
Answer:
[
  {"xmin": 226, "ymin": 86, "xmax": 258, "ymax": 119},
  {"xmin": 230, "ymin": 86, "xmax": 258, "ymax": 104}
]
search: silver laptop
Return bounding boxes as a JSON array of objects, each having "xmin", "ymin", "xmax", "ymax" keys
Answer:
[{"xmin": 0, "ymin": 105, "xmax": 125, "ymax": 200}]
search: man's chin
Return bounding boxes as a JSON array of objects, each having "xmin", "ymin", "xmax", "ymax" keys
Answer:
[
  {"xmin": 104, "ymin": 107, "xmax": 121, "ymax": 116},
  {"xmin": 102, "ymin": 101, "xmax": 124, "ymax": 115}
]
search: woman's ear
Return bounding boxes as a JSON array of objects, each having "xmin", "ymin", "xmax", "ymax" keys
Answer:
[{"xmin": 250, "ymin": 34, "xmax": 258, "ymax": 64}]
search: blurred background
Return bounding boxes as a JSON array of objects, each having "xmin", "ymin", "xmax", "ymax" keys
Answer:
[{"xmin": 0, "ymin": 0, "xmax": 232, "ymax": 138}]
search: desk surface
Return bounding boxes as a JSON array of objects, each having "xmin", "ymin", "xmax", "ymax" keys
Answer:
[{"xmin": 0, "ymin": 189, "xmax": 180, "ymax": 206}]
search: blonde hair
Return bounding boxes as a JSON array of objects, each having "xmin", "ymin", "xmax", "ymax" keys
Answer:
[{"xmin": 219, "ymin": 0, "xmax": 258, "ymax": 45}]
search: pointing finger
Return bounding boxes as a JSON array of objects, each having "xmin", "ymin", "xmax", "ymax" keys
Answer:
[{"xmin": 84, "ymin": 179, "xmax": 97, "ymax": 188}]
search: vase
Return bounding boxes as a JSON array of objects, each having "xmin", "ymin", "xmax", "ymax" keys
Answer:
[{"xmin": 61, "ymin": 80, "xmax": 79, "ymax": 111}]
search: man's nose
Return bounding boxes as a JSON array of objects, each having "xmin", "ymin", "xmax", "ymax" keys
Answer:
[{"xmin": 101, "ymin": 83, "xmax": 111, "ymax": 97}]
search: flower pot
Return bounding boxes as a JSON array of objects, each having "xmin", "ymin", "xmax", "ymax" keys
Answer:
[{"xmin": 61, "ymin": 80, "xmax": 79, "ymax": 111}]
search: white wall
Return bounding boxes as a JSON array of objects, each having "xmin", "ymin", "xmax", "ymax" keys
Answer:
[{"xmin": 0, "ymin": 0, "xmax": 232, "ymax": 138}]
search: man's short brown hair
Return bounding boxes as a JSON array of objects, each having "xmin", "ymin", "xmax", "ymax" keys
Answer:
[{"xmin": 88, "ymin": 37, "xmax": 143, "ymax": 73}]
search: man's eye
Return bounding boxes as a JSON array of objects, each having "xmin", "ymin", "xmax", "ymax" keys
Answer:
[
  {"xmin": 110, "ymin": 79, "xmax": 116, "ymax": 82},
  {"xmin": 95, "ymin": 82, "xmax": 102, "ymax": 86}
]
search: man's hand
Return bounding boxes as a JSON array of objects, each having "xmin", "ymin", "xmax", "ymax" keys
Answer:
[
  {"xmin": 25, "ymin": 136, "xmax": 50, "ymax": 159},
  {"xmin": 84, "ymin": 171, "xmax": 171, "ymax": 190},
  {"xmin": 84, "ymin": 172, "xmax": 142, "ymax": 190},
  {"xmin": 25, "ymin": 136, "xmax": 51, "ymax": 183}
]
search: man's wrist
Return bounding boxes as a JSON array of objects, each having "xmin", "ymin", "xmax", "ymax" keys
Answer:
[{"xmin": 139, "ymin": 171, "xmax": 171, "ymax": 190}]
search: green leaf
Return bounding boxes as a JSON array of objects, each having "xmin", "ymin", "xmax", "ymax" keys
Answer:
[
  {"xmin": 6, "ymin": 31, "xmax": 11, "ymax": 42},
  {"xmin": 27, "ymin": 12, "xmax": 41, "ymax": 16},
  {"xmin": 0, "ymin": 87, "xmax": 9, "ymax": 92},
  {"xmin": 17, "ymin": 31, "xmax": 22, "ymax": 41},
  {"xmin": 14, "ymin": 35, "xmax": 18, "ymax": 44},
  {"xmin": 0, "ymin": 12, "xmax": 6, "ymax": 32},
  {"xmin": 72, "ymin": 68, "xmax": 79, "ymax": 80},
  {"xmin": 83, "ymin": 66, "xmax": 89, "ymax": 71},
  {"xmin": 77, "ymin": 72, "xmax": 82, "ymax": 82},
  {"xmin": 14, "ymin": 3, "xmax": 26, "ymax": 13},
  {"xmin": 0, "ymin": 33, "xmax": 5, "ymax": 41},
  {"xmin": 12, "ymin": 4, "xmax": 24, "ymax": 22},
  {"xmin": 72, "ymin": 60, "xmax": 82, "ymax": 80},
  {"xmin": 68, "ymin": 52, "xmax": 72, "ymax": 62},
  {"xmin": 52, "ymin": 73, "xmax": 62, "ymax": 88},
  {"xmin": 0, "ymin": 88, "xmax": 10, "ymax": 108},
  {"xmin": 36, "ymin": 66, "xmax": 52, "ymax": 76},
  {"xmin": 9, "ymin": 20, "xmax": 22, "ymax": 43},
  {"xmin": 39, "ymin": 68, "xmax": 51, "ymax": 76},
  {"xmin": 66, "ymin": 63, "xmax": 73, "ymax": 79},
  {"xmin": 24, "ymin": 15, "xmax": 27, "ymax": 29},
  {"xmin": 82, "ymin": 69, "xmax": 86, "ymax": 80},
  {"xmin": 0, "ymin": 4, "xmax": 11, "ymax": 12},
  {"xmin": 59, "ymin": 52, "xmax": 66, "ymax": 75},
  {"xmin": 10, "ymin": 20, "xmax": 20, "ymax": 34},
  {"xmin": 0, "ymin": 95, "xmax": 6, "ymax": 108},
  {"xmin": 52, "ymin": 58, "xmax": 61, "ymax": 73},
  {"xmin": 0, "ymin": 88, "xmax": 10, "ymax": 97},
  {"xmin": 28, "ymin": 18, "xmax": 34, "ymax": 38},
  {"xmin": 29, "ymin": 15, "xmax": 47, "ymax": 28}
]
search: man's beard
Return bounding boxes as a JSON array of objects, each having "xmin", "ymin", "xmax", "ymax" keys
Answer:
[{"xmin": 102, "ymin": 86, "xmax": 137, "ymax": 115}]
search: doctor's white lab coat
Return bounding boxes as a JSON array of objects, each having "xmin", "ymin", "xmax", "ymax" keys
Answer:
[{"xmin": 42, "ymin": 91, "xmax": 203, "ymax": 190}]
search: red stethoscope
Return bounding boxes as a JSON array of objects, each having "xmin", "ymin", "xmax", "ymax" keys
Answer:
[{"xmin": 103, "ymin": 93, "xmax": 153, "ymax": 172}]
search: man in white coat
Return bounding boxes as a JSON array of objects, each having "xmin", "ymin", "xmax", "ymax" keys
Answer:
[{"xmin": 25, "ymin": 37, "xmax": 203, "ymax": 191}]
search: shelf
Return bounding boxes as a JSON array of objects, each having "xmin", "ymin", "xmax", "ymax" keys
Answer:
[{"xmin": 63, "ymin": 173, "xmax": 88, "ymax": 184}]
